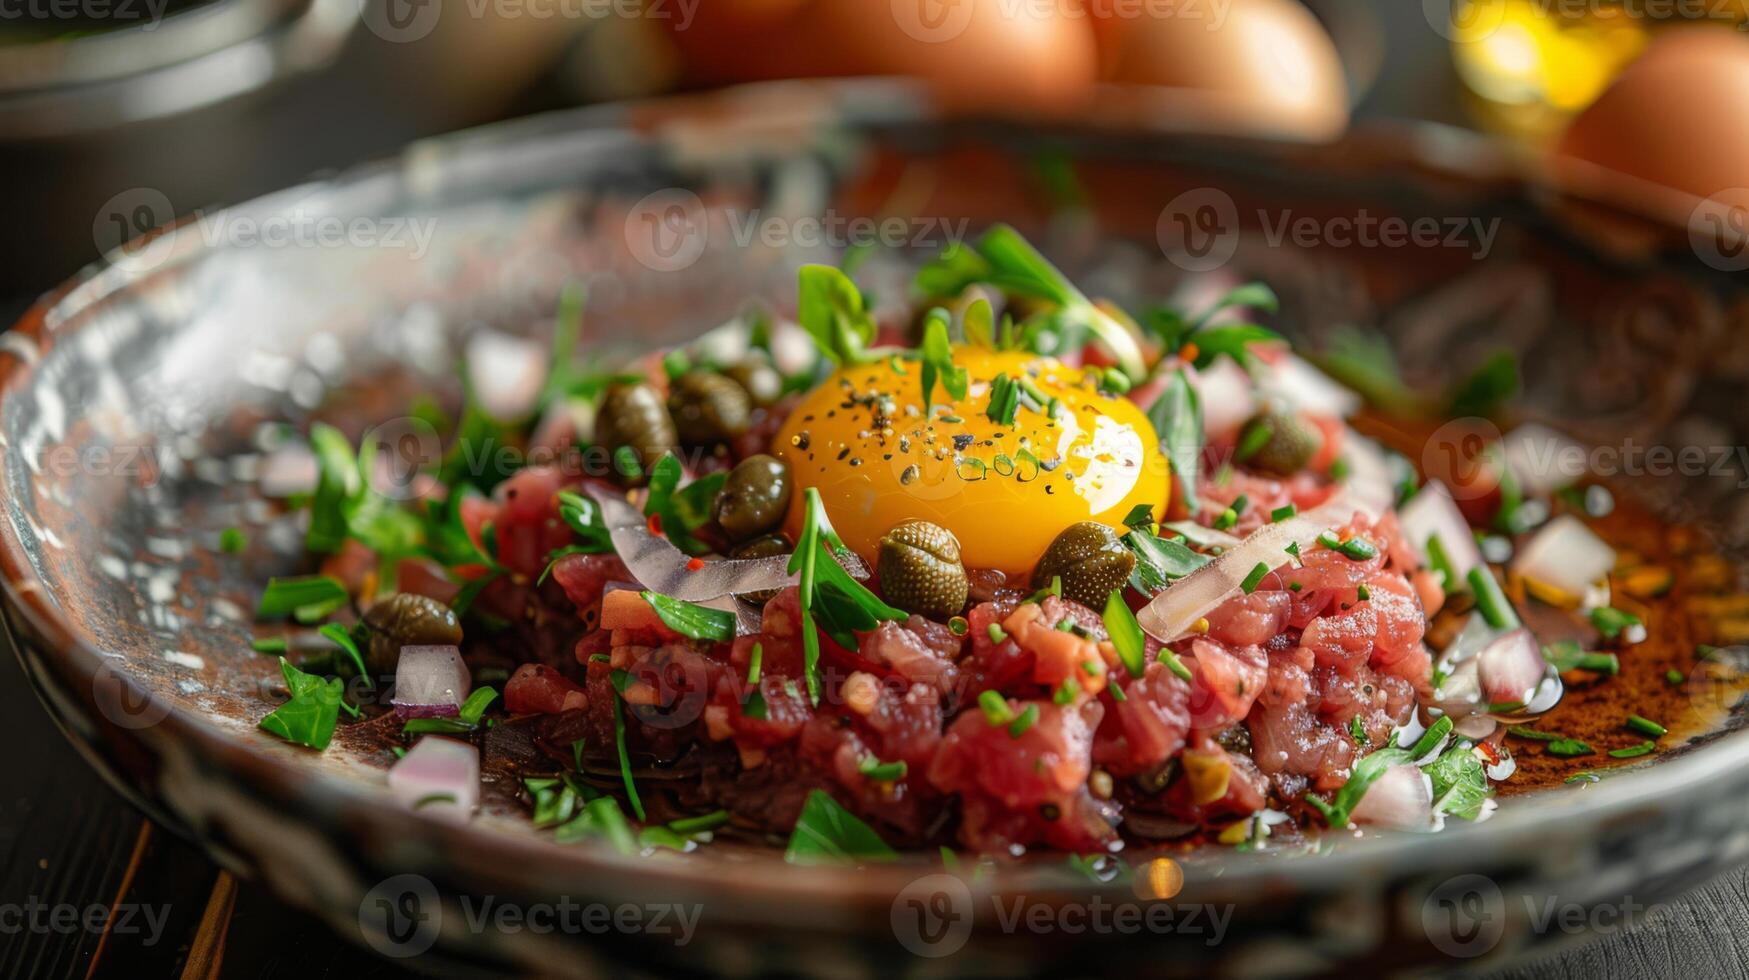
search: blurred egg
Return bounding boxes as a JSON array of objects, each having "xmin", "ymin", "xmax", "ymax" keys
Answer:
[
  {"xmin": 1556, "ymin": 28, "xmax": 1749, "ymax": 202},
  {"xmin": 1089, "ymin": 0, "xmax": 1349, "ymax": 139},
  {"xmin": 774, "ymin": 349, "xmax": 1167, "ymax": 576},
  {"xmin": 666, "ymin": 0, "xmax": 1098, "ymax": 112}
]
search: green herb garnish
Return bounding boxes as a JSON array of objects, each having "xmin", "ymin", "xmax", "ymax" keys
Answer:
[
  {"xmin": 1103, "ymin": 590, "xmax": 1147, "ymax": 679},
  {"xmin": 1590, "ymin": 606, "xmax": 1642, "ymax": 641},
  {"xmin": 258, "ymin": 658, "xmax": 345, "ymax": 750},
  {"xmin": 784, "ymin": 790, "xmax": 898, "ymax": 864},
  {"xmin": 640, "ymin": 591, "xmax": 736, "ymax": 642}
]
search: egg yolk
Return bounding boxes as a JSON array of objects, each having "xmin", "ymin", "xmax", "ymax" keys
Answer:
[{"xmin": 773, "ymin": 348, "xmax": 1169, "ymax": 578}]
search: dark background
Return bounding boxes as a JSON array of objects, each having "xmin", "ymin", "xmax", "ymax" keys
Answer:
[{"xmin": 5, "ymin": 2, "xmax": 1747, "ymax": 977}]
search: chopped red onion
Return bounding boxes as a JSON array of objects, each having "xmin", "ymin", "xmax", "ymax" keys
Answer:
[
  {"xmin": 388, "ymin": 736, "xmax": 479, "ymax": 823},
  {"xmin": 1477, "ymin": 628, "xmax": 1546, "ymax": 707},
  {"xmin": 391, "ymin": 645, "xmax": 470, "ymax": 719},
  {"xmin": 1352, "ymin": 764, "xmax": 1433, "ymax": 830}
]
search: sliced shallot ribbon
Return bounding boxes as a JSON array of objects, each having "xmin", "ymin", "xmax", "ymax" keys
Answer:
[
  {"xmin": 1136, "ymin": 500, "xmax": 1361, "ymax": 643},
  {"xmin": 583, "ymin": 484, "xmax": 870, "ymax": 603}
]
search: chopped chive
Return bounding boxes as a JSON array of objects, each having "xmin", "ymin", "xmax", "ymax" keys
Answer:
[
  {"xmin": 1288, "ymin": 581, "xmax": 1304, "ymax": 592},
  {"xmin": 979, "ymin": 690, "xmax": 1015, "ymax": 726},
  {"xmin": 1487, "ymin": 700, "xmax": 1524, "ymax": 714},
  {"xmin": 1270, "ymin": 504, "xmax": 1296, "ymax": 522},
  {"xmin": 1103, "ymin": 590, "xmax": 1147, "ymax": 679},
  {"xmin": 251, "ymin": 637, "xmax": 287, "ymax": 654},
  {"xmin": 948, "ymin": 616, "xmax": 969, "ymax": 636},
  {"xmin": 1348, "ymin": 716, "xmax": 1367, "ymax": 745},
  {"xmin": 1007, "ymin": 704, "xmax": 1039, "ymax": 739},
  {"xmin": 1052, "ymin": 677, "xmax": 1081, "ymax": 706},
  {"xmin": 1108, "ymin": 683, "xmax": 1127, "ymax": 702},
  {"xmin": 1240, "ymin": 561, "xmax": 1271, "ymax": 594},
  {"xmin": 1666, "ymin": 669, "xmax": 1686, "ymax": 685},
  {"xmin": 1214, "ymin": 507, "xmax": 1238, "ymax": 531},
  {"xmin": 669, "ymin": 810, "xmax": 731, "ymax": 836},
  {"xmin": 859, "ymin": 757, "xmax": 908, "ymax": 781},
  {"xmin": 1507, "ymin": 726, "xmax": 1565, "ymax": 741},
  {"xmin": 1608, "ymin": 742, "xmax": 1656, "ymax": 759},
  {"xmin": 1468, "ymin": 566, "xmax": 1521, "ymax": 629},
  {"xmin": 219, "ymin": 527, "xmax": 247, "ymax": 554},
  {"xmin": 987, "ymin": 623, "xmax": 1009, "ymax": 644},
  {"xmin": 1230, "ymin": 494, "xmax": 1250, "ymax": 516},
  {"xmin": 1356, "ymin": 584, "xmax": 1371, "ymax": 601},
  {"xmin": 1625, "ymin": 714, "xmax": 1667, "ymax": 739},
  {"xmin": 1424, "ymin": 533, "xmax": 1459, "ymax": 591},
  {"xmin": 747, "ymin": 642, "xmax": 764, "ymax": 685},
  {"xmin": 1158, "ymin": 648, "xmax": 1193, "ymax": 682},
  {"xmin": 1545, "ymin": 738, "xmax": 1594, "ymax": 758},
  {"xmin": 1590, "ymin": 606, "xmax": 1642, "ymax": 641}
]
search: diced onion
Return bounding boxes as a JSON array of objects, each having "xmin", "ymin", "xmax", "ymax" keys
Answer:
[
  {"xmin": 586, "ymin": 487, "xmax": 796, "ymax": 601},
  {"xmin": 466, "ymin": 329, "xmax": 547, "ymax": 421},
  {"xmin": 1351, "ymin": 764, "xmax": 1433, "ymax": 830},
  {"xmin": 1188, "ymin": 359, "xmax": 1256, "ymax": 440},
  {"xmin": 1477, "ymin": 627, "xmax": 1546, "ymax": 707},
  {"xmin": 1511, "ymin": 515, "xmax": 1615, "ymax": 601},
  {"xmin": 1255, "ymin": 353, "xmax": 1363, "ymax": 420},
  {"xmin": 1339, "ymin": 434, "xmax": 1398, "ymax": 519},
  {"xmin": 258, "ymin": 444, "xmax": 318, "ymax": 498},
  {"xmin": 1136, "ymin": 500, "xmax": 1358, "ymax": 642},
  {"xmin": 1502, "ymin": 423, "xmax": 1588, "ymax": 498},
  {"xmin": 391, "ymin": 645, "xmax": 471, "ymax": 718},
  {"xmin": 1399, "ymin": 482, "xmax": 1482, "ymax": 587},
  {"xmin": 388, "ymin": 736, "xmax": 479, "ymax": 823}
]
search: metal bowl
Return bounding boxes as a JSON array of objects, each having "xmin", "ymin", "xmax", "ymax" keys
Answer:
[{"xmin": 4, "ymin": 79, "xmax": 1748, "ymax": 976}]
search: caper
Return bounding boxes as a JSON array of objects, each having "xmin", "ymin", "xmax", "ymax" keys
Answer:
[
  {"xmin": 1031, "ymin": 522, "xmax": 1136, "ymax": 610},
  {"xmin": 1236, "ymin": 410, "xmax": 1322, "ymax": 477},
  {"xmin": 723, "ymin": 358, "xmax": 783, "ymax": 407},
  {"xmin": 595, "ymin": 382, "xmax": 678, "ymax": 478},
  {"xmin": 877, "ymin": 520, "xmax": 970, "ymax": 621},
  {"xmin": 362, "ymin": 592, "xmax": 463, "ymax": 674},
  {"xmin": 731, "ymin": 533, "xmax": 791, "ymax": 603},
  {"xmin": 714, "ymin": 454, "xmax": 792, "ymax": 543},
  {"xmin": 667, "ymin": 370, "xmax": 752, "ymax": 446}
]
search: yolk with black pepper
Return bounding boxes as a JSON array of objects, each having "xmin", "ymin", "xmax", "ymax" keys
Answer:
[{"xmin": 773, "ymin": 348, "xmax": 1169, "ymax": 577}]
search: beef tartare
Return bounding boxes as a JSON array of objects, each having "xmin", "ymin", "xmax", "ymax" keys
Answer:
[{"xmin": 245, "ymin": 225, "xmax": 1668, "ymax": 861}]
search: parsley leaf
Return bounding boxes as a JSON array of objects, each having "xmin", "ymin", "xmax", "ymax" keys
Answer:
[
  {"xmin": 1123, "ymin": 527, "xmax": 1211, "ymax": 593},
  {"xmin": 1426, "ymin": 742, "xmax": 1489, "ymax": 820},
  {"xmin": 1146, "ymin": 369, "xmax": 1203, "ymax": 513},
  {"xmin": 784, "ymin": 789, "xmax": 898, "ymax": 864},
  {"xmin": 788, "ymin": 488, "xmax": 906, "ymax": 704},
  {"xmin": 257, "ymin": 575, "xmax": 349, "ymax": 620},
  {"xmin": 641, "ymin": 591, "xmax": 736, "ymax": 642},
  {"xmin": 919, "ymin": 308, "xmax": 968, "ymax": 410},
  {"xmin": 259, "ymin": 658, "xmax": 344, "ymax": 750},
  {"xmin": 797, "ymin": 264, "xmax": 876, "ymax": 366}
]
